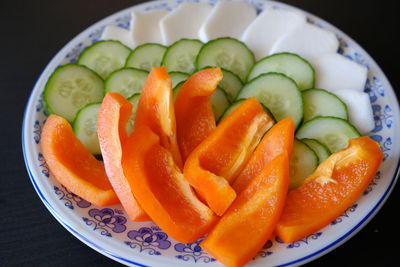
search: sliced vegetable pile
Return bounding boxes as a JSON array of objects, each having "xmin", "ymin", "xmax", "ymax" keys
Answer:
[{"xmin": 40, "ymin": 4, "xmax": 382, "ymax": 265}]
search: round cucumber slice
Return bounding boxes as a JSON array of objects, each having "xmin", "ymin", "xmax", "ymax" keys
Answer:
[
  {"xmin": 125, "ymin": 43, "xmax": 166, "ymax": 71},
  {"xmin": 169, "ymin": 72, "xmax": 189, "ymax": 88},
  {"xmin": 219, "ymin": 68, "xmax": 243, "ymax": 102},
  {"xmin": 236, "ymin": 72, "xmax": 303, "ymax": 128},
  {"xmin": 296, "ymin": 116, "xmax": 361, "ymax": 153},
  {"xmin": 211, "ymin": 88, "xmax": 231, "ymax": 121},
  {"xmin": 301, "ymin": 138, "xmax": 331, "ymax": 164},
  {"xmin": 73, "ymin": 103, "xmax": 102, "ymax": 155},
  {"xmin": 44, "ymin": 64, "xmax": 104, "ymax": 122},
  {"xmin": 219, "ymin": 99, "xmax": 276, "ymax": 123},
  {"xmin": 162, "ymin": 39, "xmax": 203, "ymax": 74},
  {"xmin": 77, "ymin": 40, "xmax": 131, "ymax": 79},
  {"xmin": 247, "ymin": 52, "xmax": 315, "ymax": 90},
  {"xmin": 196, "ymin": 37, "xmax": 255, "ymax": 82},
  {"xmin": 302, "ymin": 88, "xmax": 348, "ymax": 123},
  {"xmin": 126, "ymin": 93, "xmax": 141, "ymax": 135},
  {"xmin": 289, "ymin": 139, "xmax": 318, "ymax": 189},
  {"xmin": 104, "ymin": 68, "xmax": 148, "ymax": 98}
]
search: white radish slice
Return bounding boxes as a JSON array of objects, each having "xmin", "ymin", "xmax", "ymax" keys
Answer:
[
  {"xmin": 160, "ymin": 2, "xmax": 213, "ymax": 45},
  {"xmin": 333, "ymin": 90, "xmax": 375, "ymax": 134},
  {"xmin": 313, "ymin": 53, "xmax": 368, "ymax": 92},
  {"xmin": 241, "ymin": 8, "xmax": 306, "ymax": 60},
  {"xmin": 198, "ymin": 1, "xmax": 256, "ymax": 43},
  {"xmin": 130, "ymin": 10, "xmax": 168, "ymax": 46},
  {"xmin": 269, "ymin": 23, "xmax": 339, "ymax": 60},
  {"xmin": 100, "ymin": 26, "xmax": 135, "ymax": 49}
]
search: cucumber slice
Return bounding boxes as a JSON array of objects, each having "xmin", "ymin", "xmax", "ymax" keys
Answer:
[
  {"xmin": 104, "ymin": 68, "xmax": 148, "ymax": 98},
  {"xmin": 125, "ymin": 43, "xmax": 166, "ymax": 71},
  {"xmin": 219, "ymin": 99, "xmax": 276, "ymax": 123},
  {"xmin": 296, "ymin": 117, "xmax": 361, "ymax": 153},
  {"xmin": 302, "ymin": 88, "xmax": 348, "ymax": 123},
  {"xmin": 173, "ymin": 82, "xmax": 229, "ymax": 120},
  {"xmin": 126, "ymin": 93, "xmax": 140, "ymax": 135},
  {"xmin": 211, "ymin": 88, "xmax": 231, "ymax": 121},
  {"xmin": 219, "ymin": 69, "xmax": 243, "ymax": 102},
  {"xmin": 172, "ymin": 81, "xmax": 185, "ymax": 101},
  {"xmin": 73, "ymin": 103, "xmax": 102, "ymax": 155},
  {"xmin": 77, "ymin": 40, "xmax": 131, "ymax": 79},
  {"xmin": 162, "ymin": 39, "xmax": 203, "ymax": 73},
  {"xmin": 289, "ymin": 139, "xmax": 319, "ymax": 189},
  {"xmin": 236, "ymin": 72, "xmax": 303, "ymax": 128},
  {"xmin": 169, "ymin": 72, "xmax": 189, "ymax": 88},
  {"xmin": 301, "ymin": 138, "xmax": 331, "ymax": 164},
  {"xmin": 196, "ymin": 37, "xmax": 255, "ymax": 81},
  {"xmin": 247, "ymin": 52, "xmax": 315, "ymax": 90},
  {"xmin": 44, "ymin": 64, "xmax": 104, "ymax": 122}
]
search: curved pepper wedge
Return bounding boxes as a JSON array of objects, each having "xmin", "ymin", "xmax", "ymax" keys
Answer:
[
  {"xmin": 134, "ymin": 66, "xmax": 182, "ymax": 168},
  {"xmin": 276, "ymin": 136, "xmax": 383, "ymax": 243},
  {"xmin": 184, "ymin": 98, "xmax": 274, "ymax": 215},
  {"xmin": 201, "ymin": 153, "xmax": 290, "ymax": 267},
  {"xmin": 122, "ymin": 125, "xmax": 218, "ymax": 243},
  {"xmin": 41, "ymin": 114, "xmax": 118, "ymax": 206},
  {"xmin": 97, "ymin": 93, "xmax": 149, "ymax": 221},
  {"xmin": 175, "ymin": 67, "xmax": 222, "ymax": 161},
  {"xmin": 233, "ymin": 117, "xmax": 294, "ymax": 194}
]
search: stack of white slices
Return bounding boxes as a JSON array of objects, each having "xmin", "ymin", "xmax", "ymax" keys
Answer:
[{"xmin": 100, "ymin": 1, "xmax": 374, "ymax": 134}]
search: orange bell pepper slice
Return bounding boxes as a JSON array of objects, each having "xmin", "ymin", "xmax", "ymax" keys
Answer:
[
  {"xmin": 122, "ymin": 125, "xmax": 217, "ymax": 243},
  {"xmin": 175, "ymin": 67, "xmax": 222, "ymax": 161},
  {"xmin": 184, "ymin": 98, "xmax": 274, "ymax": 215},
  {"xmin": 97, "ymin": 93, "xmax": 149, "ymax": 221},
  {"xmin": 134, "ymin": 66, "xmax": 182, "ymax": 168},
  {"xmin": 41, "ymin": 114, "xmax": 118, "ymax": 206},
  {"xmin": 201, "ymin": 153, "xmax": 290, "ymax": 267},
  {"xmin": 276, "ymin": 136, "xmax": 383, "ymax": 243},
  {"xmin": 233, "ymin": 117, "xmax": 294, "ymax": 194}
]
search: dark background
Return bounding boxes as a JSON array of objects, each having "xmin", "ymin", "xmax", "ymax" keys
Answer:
[{"xmin": 1, "ymin": 0, "xmax": 399, "ymax": 266}]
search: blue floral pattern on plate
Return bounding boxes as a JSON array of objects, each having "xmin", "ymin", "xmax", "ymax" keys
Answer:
[{"xmin": 22, "ymin": 0, "xmax": 399, "ymax": 266}]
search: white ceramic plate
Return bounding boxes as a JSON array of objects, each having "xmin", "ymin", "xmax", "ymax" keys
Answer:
[{"xmin": 22, "ymin": 0, "xmax": 400, "ymax": 266}]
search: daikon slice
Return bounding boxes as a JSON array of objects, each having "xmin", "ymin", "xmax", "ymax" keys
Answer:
[
  {"xmin": 130, "ymin": 10, "xmax": 168, "ymax": 46},
  {"xmin": 199, "ymin": 1, "xmax": 256, "ymax": 42},
  {"xmin": 241, "ymin": 8, "xmax": 306, "ymax": 60},
  {"xmin": 160, "ymin": 2, "xmax": 213, "ymax": 45}
]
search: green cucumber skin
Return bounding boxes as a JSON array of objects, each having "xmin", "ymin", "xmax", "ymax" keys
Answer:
[
  {"xmin": 125, "ymin": 43, "xmax": 167, "ymax": 71},
  {"xmin": 104, "ymin": 67, "xmax": 149, "ymax": 98},
  {"xmin": 301, "ymin": 138, "xmax": 331, "ymax": 164},
  {"xmin": 302, "ymin": 88, "xmax": 349, "ymax": 123},
  {"xmin": 295, "ymin": 116, "xmax": 361, "ymax": 153},
  {"xmin": 219, "ymin": 99, "xmax": 276, "ymax": 123},
  {"xmin": 77, "ymin": 40, "xmax": 131, "ymax": 79},
  {"xmin": 72, "ymin": 102, "xmax": 102, "ymax": 155},
  {"xmin": 195, "ymin": 37, "xmax": 255, "ymax": 82},
  {"xmin": 247, "ymin": 52, "xmax": 315, "ymax": 89},
  {"xmin": 162, "ymin": 39, "xmax": 203, "ymax": 74},
  {"xmin": 219, "ymin": 68, "xmax": 244, "ymax": 102},
  {"xmin": 43, "ymin": 64, "xmax": 104, "ymax": 123},
  {"xmin": 169, "ymin": 72, "xmax": 189, "ymax": 88},
  {"xmin": 236, "ymin": 72, "xmax": 303, "ymax": 129}
]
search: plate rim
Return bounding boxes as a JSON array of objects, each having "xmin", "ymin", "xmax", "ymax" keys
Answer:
[{"xmin": 21, "ymin": 0, "xmax": 400, "ymax": 266}]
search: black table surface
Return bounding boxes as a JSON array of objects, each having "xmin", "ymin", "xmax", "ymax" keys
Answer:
[{"xmin": 1, "ymin": 0, "xmax": 399, "ymax": 266}]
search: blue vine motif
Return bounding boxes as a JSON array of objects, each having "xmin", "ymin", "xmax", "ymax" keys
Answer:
[
  {"xmin": 87, "ymin": 208, "xmax": 127, "ymax": 234},
  {"xmin": 53, "ymin": 185, "xmax": 91, "ymax": 209},
  {"xmin": 276, "ymin": 232, "xmax": 322, "ymax": 249},
  {"xmin": 383, "ymin": 105, "xmax": 393, "ymax": 128},
  {"xmin": 125, "ymin": 227, "xmax": 171, "ymax": 256},
  {"xmin": 65, "ymin": 42, "xmax": 84, "ymax": 64},
  {"xmin": 255, "ymin": 240, "xmax": 273, "ymax": 259},
  {"xmin": 82, "ymin": 217, "xmax": 112, "ymax": 237},
  {"xmin": 88, "ymin": 26, "xmax": 106, "ymax": 44},
  {"xmin": 37, "ymin": 153, "xmax": 49, "ymax": 178},
  {"xmin": 369, "ymin": 135, "xmax": 392, "ymax": 161},
  {"xmin": 371, "ymin": 104, "xmax": 383, "ymax": 133},
  {"xmin": 33, "ymin": 120, "xmax": 42, "ymax": 144},
  {"xmin": 365, "ymin": 76, "xmax": 384, "ymax": 103},
  {"xmin": 174, "ymin": 237, "xmax": 216, "ymax": 263},
  {"xmin": 115, "ymin": 14, "xmax": 131, "ymax": 30},
  {"xmin": 345, "ymin": 52, "xmax": 369, "ymax": 69},
  {"xmin": 331, "ymin": 204, "xmax": 358, "ymax": 225},
  {"xmin": 364, "ymin": 171, "xmax": 381, "ymax": 195},
  {"xmin": 36, "ymin": 96, "xmax": 44, "ymax": 113}
]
